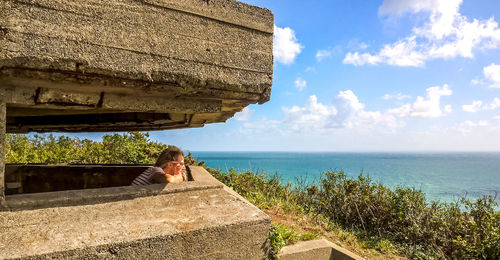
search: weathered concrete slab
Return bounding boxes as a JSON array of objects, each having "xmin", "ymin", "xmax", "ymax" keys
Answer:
[
  {"xmin": 0, "ymin": 0, "xmax": 273, "ymax": 132},
  {"xmin": 2, "ymin": 166, "xmax": 222, "ymax": 210},
  {"xmin": 0, "ymin": 166, "xmax": 271, "ymax": 259},
  {"xmin": 279, "ymin": 239, "xmax": 364, "ymax": 260}
]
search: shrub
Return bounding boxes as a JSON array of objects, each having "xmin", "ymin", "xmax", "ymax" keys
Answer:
[
  {"xmin": 6, "ymin": 132, "xmax": 168, "ymax": 164},
  {"xmin": 267, "ymin": 224, "xmax": 320, "ymax": 260},
  {"xmin": 212, "ymin": 169, "xmax": 500, "ymax": 259}
]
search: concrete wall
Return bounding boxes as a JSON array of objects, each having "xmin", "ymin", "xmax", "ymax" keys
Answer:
[{"xmin": 0, "ymin": 166, "xmax": 271, "ymax": 259}]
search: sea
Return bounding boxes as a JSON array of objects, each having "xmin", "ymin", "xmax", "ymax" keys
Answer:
[{"xmin": 190, "ymin": 152, "xmax": 500, "ymax": 204}]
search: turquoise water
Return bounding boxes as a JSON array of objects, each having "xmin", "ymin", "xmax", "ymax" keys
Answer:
[{"xmin": 190, "ymin": 152, "xmax": 500, "ymax": 203}]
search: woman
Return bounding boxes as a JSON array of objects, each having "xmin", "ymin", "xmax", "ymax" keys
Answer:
[{"xmin": 131, "ymin": 147, "xmax": 186, "ymax": 185}]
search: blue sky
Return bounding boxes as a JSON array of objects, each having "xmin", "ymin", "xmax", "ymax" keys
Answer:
[{"xmin": 80, "ymin": 0, "xmax": 500, "ymax": 151}]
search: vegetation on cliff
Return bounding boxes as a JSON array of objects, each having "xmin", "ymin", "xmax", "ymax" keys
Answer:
[
  {"xmin": 5, "ymin": 132, "xmax": 500, "ymax": 259},
  {"xmin": 210, "ymin": 168, "xmax": 499, "ymax": 259}
]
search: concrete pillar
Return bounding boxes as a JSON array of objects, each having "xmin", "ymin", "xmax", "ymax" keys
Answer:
[{"xmin": 0, "ymin": 92, "xmax": 5, "ymax": 203}]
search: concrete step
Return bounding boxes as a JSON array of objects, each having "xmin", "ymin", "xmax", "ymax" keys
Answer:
[{"xmin": 279, "ymin": 239, "xmax": 364, "ymax": 260}]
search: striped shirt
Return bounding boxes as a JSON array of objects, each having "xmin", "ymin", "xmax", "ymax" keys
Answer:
[{"xmin": 131, "ymin": 167, "xmax": 164, "ymax": 186}]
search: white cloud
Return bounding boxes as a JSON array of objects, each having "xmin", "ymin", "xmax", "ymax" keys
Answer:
[
  {"xmin": 294, "ymin": 77, "xmax": 307, "ymax": 91},
  {"xmin": 455, "ymin": 120, "xmax": 489, "ymax": 134},
  {"xmin": 282, "ymin": 91, "xmax": 400, "ymax": 131},
  {"xmin": 388, "ymin": 84, "xmax": 452, "ymax": 118},
  {"xmin": 282, "ymin": 95, "xmax": 338, "ymax": 130},
  {"xmin": 315, "ymin": 50, "xmax": 333, "ymax": 62},
  {"xmin": 336, "ymin": 90, "xmax": 365, "ymax": 111},
  {"xmin": 378, "ymin": 0, "xmax": 461, "ymax": 17},
  {"xmin": 461, "ymin": 120, "xmax": 489, "ymax": 127},
  {"xmin": 305, "ymin": 67, "xmax": 316, "ymax": 72},
  {"xmin": 383, "ymin": 93, "xmax": 411, "ymax": 100},
  {"xmin": 460, "ymin": 98, "xmax": 500, "ymax": 112},
  {"xmin": 483, "ymin": 63, "xmax": 500, "ymax": 88},
  {"xmin": 273, "ymin": 26, "xmax": 303, "ymax": 65},
  {"xmin": 239, "ymin": 118, "xmax": 283, "ymax": 136},
  {"xmin": 233, "ymin": 107, "xmax": 254, "ymax": 121},
  {"xmin": 382, "ymin": 94, "xmax": 392, "ymax": 100},
  {"xmin": 488, "ymin": 98, "xmax": 500, "ymax": 110},
  {"xmin": 462, "ymin": 100, "xmax": 483, "ymax": 112},
  {"xmin": 378, "ymin": 37, "xmax": 426, "ymax": 66},
  {"xmin": 358, "ymin": 42, "xmax": 369, "ymax": 50},
  {"xmin": 343, "ymin": 52, "xmax": 382, "ymax": 66},
  {"xmin": 344, "ymin": 36, "xmax": 426, "ymax": 66},
  {"xmin": 347, "ymin": 39, "xmax": 369, "ymax": 50},
  {"xmin": 279, "ymin": 85, "xmax": 453, "ymax": 134},
  {"xmin": 388, "ymin": 104, "xmax": 412, "ymax": 117},
  {"xmin": 470, "ymin": 78, "xmax": 485, "ymax": 86},
  {"xmin": 315, "ymin": 46, "xmax": 342, "ymax": 62},
  {"xmin": 344, "ymin": 0, "xmax": 500, "ymax": 67}
]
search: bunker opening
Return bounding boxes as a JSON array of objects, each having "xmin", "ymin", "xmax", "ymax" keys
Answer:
[{"xmin": 4, "ymin": 163, "xmax": 194, "ymax": 195}]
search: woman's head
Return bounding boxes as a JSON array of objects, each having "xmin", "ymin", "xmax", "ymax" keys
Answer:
[{"xmin": 155, "ymin": 146, "xmax": 185, "ymax": 170}]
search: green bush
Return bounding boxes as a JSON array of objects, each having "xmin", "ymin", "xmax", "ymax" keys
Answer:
[
  {"xmin": 267, "ymin": 224, "xmax": 320, "ymax": 260},
  {"xmin": 211, "ymin": 168, "xmax": 499, "ymax": 259},
  {"xmin": 302, "ymin": 171, "xmax": 500, "ymax": 259},
  {"xmin": 6, "ymin": 132, "xmax": 168, "ymax": 164}
]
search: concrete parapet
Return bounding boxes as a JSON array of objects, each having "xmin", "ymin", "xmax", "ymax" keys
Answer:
[
  {"xmin": 279, "ymin": 239, "xmax": 364, "ymax": 260},
  {"xmin": 0, "ymin": 166, "xmax": 271, "ymax": 259}
]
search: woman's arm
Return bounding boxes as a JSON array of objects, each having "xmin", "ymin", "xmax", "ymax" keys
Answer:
[{"xmin": 153, "ymin": 171, "xmax": 183, "ymax": 183}]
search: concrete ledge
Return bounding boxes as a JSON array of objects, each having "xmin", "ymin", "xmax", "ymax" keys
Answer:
[
  {"xmin": 2, "ymin": 166, "xmax": 222, "ymax": 211},
  {"xmin": 3, "ymin": 181, "xmax": 222, "ymax": 211},
  {"xmin": 279, "ymin": 239, "xmax": 364, "ymax": 260},
  {"xmin": 0, "ymin": 167, "xmax": 271, "ymax": 259}
]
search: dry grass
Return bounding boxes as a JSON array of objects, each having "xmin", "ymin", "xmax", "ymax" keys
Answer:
[{"xmin": 264, "ymin": 205, "xmax": 407, "ymax": 260}]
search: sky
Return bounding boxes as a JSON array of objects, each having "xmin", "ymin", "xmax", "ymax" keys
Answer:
[{"xmin": 77, "ymin": 0, "xmax": 500, "ymax": 151}]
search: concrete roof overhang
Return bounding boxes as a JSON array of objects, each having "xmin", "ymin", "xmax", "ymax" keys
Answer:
[{"xmin": 0, "ymin": 0, "xmax": 273, "ymax": 133}]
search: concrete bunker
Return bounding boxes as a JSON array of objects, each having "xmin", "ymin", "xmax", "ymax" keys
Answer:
[
  {"xmin": 4, "ymin": 164, "xmax": 195, "ymax": 195},
  {"xmin": 0, "ymin": 0, "xmax": 274, "ymax": 258}
]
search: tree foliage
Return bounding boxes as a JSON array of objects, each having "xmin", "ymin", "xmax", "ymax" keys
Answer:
[{"xmin": 5, "ymin": 132, "xmax": 169, "ymax": 164}]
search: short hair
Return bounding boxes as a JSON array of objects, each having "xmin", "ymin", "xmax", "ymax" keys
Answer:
[{"xmin": 155, "ymin": 146, "xmax": 184, "ymax": 169}]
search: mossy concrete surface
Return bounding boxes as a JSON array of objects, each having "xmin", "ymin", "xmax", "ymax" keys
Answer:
[{"xmin": 0, "ymin": 166, "xmax": 271, "ymax": 259}]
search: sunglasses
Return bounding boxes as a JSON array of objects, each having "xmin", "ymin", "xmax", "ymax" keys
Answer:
[{"xmin": 169, "ymin": 161, "xmax": 184, "ymax": 166}]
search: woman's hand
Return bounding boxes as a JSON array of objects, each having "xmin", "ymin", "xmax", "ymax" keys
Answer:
[
  {"xmin": 164, "ymin": 161, "xmax": 185, "ymax": 183},
  {"xmin": 165, "ymin": 173, "xmax": 183, "ymax": 183}
]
